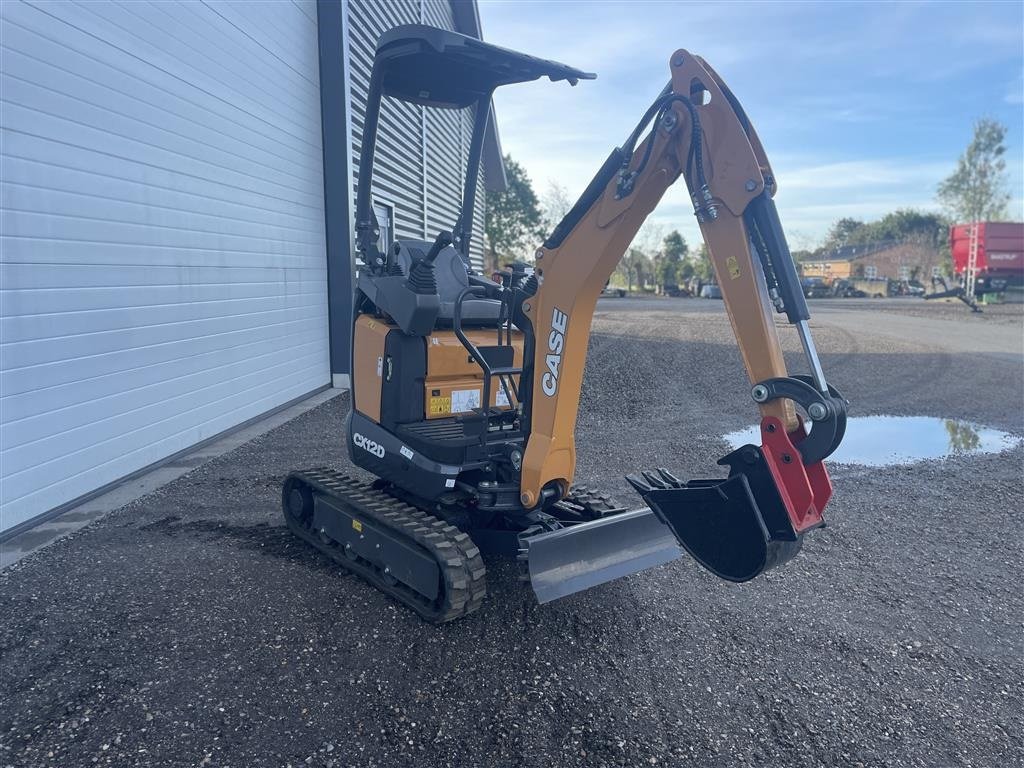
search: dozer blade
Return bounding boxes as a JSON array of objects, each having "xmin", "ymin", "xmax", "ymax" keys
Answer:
[{"xmin": 520, "ymin": 508, "xmax": 682, "ymax": 604}]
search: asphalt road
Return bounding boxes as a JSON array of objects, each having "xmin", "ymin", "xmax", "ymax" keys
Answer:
[{"xmin": 2, "ymin": 298, "xmax": 1022, "ymax": 768}]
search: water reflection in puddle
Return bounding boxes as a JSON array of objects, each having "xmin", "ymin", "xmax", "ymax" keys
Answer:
[{"xmin": 723, "ymin": 416, "xmax": 1022, "ymax": 467}]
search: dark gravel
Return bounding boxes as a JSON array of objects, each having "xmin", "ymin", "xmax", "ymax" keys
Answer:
[{"xmin": 2, "ymin": 300, "xmax": 1022, "ymax": 768}]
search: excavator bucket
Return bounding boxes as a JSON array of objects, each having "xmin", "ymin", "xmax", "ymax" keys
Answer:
[
  {"xmin": 627, "ymin": 429, "xmax": 830, "ymax": 582},
  {"xmin": 632, "ymin": 469, "xmax": 802, "ymax": 582},
  {"xmin": 520, "ymin": 508, "xmax": 682, "ymax": 603}
]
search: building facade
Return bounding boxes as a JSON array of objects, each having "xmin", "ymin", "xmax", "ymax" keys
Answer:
[
  {"xmin": 802, "ymin": 242, "xmax": 944, "ymax": 283},
  {"xmin": 0, "ymin": 0, "xmax": 504, "ymax": 537}
]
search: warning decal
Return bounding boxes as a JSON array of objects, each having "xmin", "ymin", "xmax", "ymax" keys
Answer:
[
  {"xmin": 429, "ymin": 396, "xmax": 451, "ymax": 416},
  {"xmin": 451, "ymin": 389, "xmax": 481, "ymax": 413}
]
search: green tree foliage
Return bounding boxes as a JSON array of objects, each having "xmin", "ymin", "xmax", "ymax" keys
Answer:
[
  {"xmin": 691, "ymin": 244, "xmax": 715, "ymax": 281},
  {"xmin": 615, "ymin": 223, "xmax": 662, "ymax": 291},
  {"xmin": 539, "ymin": 180, "xmax": 573, "ymax": 234},
  {"xmin": 937, "ymin": 118, "xmax": 1011, "ymax": 223},
  {"xmin": 865, "ymin": 210, "xmax": 949, "ymax": 247},
  {"xmin": 656, "ymin": 230, "xmax": 688, "ymax": 288},
  {"xmin": 945, "ymin": 420, "xmax": 981, "ymax": 452},
  {"xmin": 821, "ymin": 217, "xmax": 866, "ymax": 251},
  {"xmin": 617, "ymin": 248, "xmax": 654, "ymax": 293},
  {"xmin": 818, "ymin": 210, "xmax": 950, "ymax": 257},
  {"xmin": 484, "ymin": 155, "xmax": 544, "ymax": 273}
]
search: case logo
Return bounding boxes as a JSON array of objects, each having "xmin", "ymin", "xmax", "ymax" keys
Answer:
[
  {"xmin": 353, "ymin": 432, "xmax": 385, "ymax": 458},
  {"xmin": 542, "ymin": 307, "xmax": 568, "ymax": 396}
]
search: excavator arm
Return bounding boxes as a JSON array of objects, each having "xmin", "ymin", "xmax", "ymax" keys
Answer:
[{"xmin": 517, "ymin": 50, "xmax": 847, "ymax": 586}]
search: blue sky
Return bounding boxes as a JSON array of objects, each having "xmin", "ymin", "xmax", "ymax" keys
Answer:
[{"xmin": 478, "ymin": 0, "xmax": 1024, "ymax": 251}]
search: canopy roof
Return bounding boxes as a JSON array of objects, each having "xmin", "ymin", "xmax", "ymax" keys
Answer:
[{"xmin": 375, "ymin": 24, "xmax": 595, "ymax": 108}]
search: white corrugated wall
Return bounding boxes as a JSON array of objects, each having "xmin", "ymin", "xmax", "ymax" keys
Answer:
[{"xmin": 0, "ymin": 0, "xmax": 330, "ymax": 534}]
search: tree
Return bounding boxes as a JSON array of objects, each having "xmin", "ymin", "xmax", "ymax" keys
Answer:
[
  {"xmin": 625, "ymin": 222, "xmax": 666, "ymax": 291},
  {"xmin": 817, "ymin": 208, "xmax": 952, "ymax": 272},
  {"xmin": 937, "ymin": 118, "xmax": 1011, "ymax": 223},
  {"xmin": 657, "ymin": 230, "xmax": 688, "ymax": 289},
  {"xmin": 821, "ymin": 217, "xmax": 866, "ymax": 252},
  {"xmin": 540, "ymin": 180, "xmax": 573, "ymax": 233},
  {"xmin": 691, "ymin": 244, "xmax": 715, "ymax": 281},
  {"xmin": 857, "ymin": 209, "xmax": 948, "ymax": 248},
  {"xmin": 484, "ymin": 155, "xmax": 544, "ymax": 273},
  {"xmin": 617, "ymin": 248, "xmax": 653, "ymax": 293}
]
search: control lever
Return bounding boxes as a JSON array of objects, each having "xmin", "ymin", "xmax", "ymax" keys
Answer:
[
  {"xmin": 424, "ymin": 230, "xmax": 454, "ymax": 264},
  {"xmin": 406, "ymin": 230, "xmax": 452, "ymax": 297}
]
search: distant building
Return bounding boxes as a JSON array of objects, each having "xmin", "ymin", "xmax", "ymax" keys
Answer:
[{"xmin": 801, "ymin": 241, "xmax": 944, "ymax": 283}]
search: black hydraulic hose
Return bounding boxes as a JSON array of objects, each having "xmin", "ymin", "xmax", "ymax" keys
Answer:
[
  {"xmin": 620, "ymin": 82, "xmax": 673, "ymax": 154},
  {"xmin": 663, "ymin": 94, "xmax": 707, "ymax": 188},
  {"xmin": 619, "ymin": 91, "xmax": 708, "ymax": 197}
]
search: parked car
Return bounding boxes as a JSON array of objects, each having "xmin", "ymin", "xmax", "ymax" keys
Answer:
[
  {"xmin": 830, "ymin": 279, "xmax": 867, "ymax": 298},
  {"xmin": 905, "ymin": 280, "xmax": 926, "ymax": 296},
  {"xmin": 700, "ymin": 283, "xmax": 722, "ymax": 299},
  {"xmin": 845, "ymin": 277, "xmax": 890, "ymax": 298},
  {"xmin": 662, "ymin": 283, "xmax": 692, "ymax": 298},
  {"xmin": 601, "ymin": 282, "xmax": 627, "ymax": 298},
  {"xmin": 801, "ymin": 277, "xmax": 831, "ymax": 298}
]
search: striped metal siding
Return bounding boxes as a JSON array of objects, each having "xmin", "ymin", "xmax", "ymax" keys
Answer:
[
  {"xmin": 348, "ymin": 0, "xmax": 485, "ymax": 269},
  {"xmin": 0, "ymin": 0, "xmax": 329, "ymax": 533}
]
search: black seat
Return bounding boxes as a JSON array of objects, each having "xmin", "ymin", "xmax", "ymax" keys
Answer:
[{"xmin": 394, "ymin": 240, "xmax": 502, "ymax": 326}]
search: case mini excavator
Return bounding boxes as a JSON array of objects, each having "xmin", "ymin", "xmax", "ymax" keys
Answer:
[{"xmin": 282, "ymin": 25, "xmax": 848, "ymax": 622}]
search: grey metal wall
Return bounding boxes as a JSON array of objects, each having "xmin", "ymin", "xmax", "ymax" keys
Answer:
[
  {"xmin": 0, "ymin": 0, "xmax": 330, "ymax": 534},
  {"xmin": 347, "ymin": 0, "xmax": 486, "ymax": 270}
]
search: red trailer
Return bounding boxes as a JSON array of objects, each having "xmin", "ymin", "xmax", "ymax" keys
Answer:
[{"xmin": 950, "ymin": 222, "xmax": 1024, "ymax": 294}]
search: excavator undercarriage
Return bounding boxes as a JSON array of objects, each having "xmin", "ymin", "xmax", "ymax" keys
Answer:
[{"xmin": 283, "ymin": 25, "xmax": 848, "ymax": 621}]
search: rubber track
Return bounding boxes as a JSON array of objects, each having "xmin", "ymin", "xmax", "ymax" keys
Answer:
[
  {"xmin": 560, "ymin": 485, "xmax": 627, "ymax": 517},
  {"xmin": 283, "ymin": 469, "xmax": 487, "ymax": 623}
]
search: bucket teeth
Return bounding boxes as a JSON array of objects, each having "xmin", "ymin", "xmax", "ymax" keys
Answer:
[
  {"xmin": 625, "ymin": 473, "xmax": 652, "ymax": 493},
  {"xmin": 627, "ymin": 467, "xmax": 683, "ymax": 494},
  {"xmin": 656, "ymin": 467, "xmax": 683, "ymax": 486},
  {"xmin": 641, "ymin": 470, "xmax": 667, "ymax": 489}
]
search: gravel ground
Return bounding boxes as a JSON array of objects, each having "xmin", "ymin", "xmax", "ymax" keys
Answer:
[
  {"xmin": 809, "ymin": 296, "xmax": 1024, "ymax": 327},
  {"xmin": 2, "ymin": 300, "xmax": 1022, "ymax": 768}
]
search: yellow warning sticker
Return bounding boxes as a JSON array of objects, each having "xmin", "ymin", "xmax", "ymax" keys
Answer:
[
  {"xmin": 352, "ymin": 519, "xmax": 363, "ymax": 533},
  {"xmin": 429, "ymin": 396, "xmax": 452, "ymax": 416},
  {"xmin": 726, "ymin": 255, "xmax": 741, "ymax": 280}
]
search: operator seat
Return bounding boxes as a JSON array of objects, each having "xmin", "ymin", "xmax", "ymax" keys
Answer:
[{"xmin": 393, "ymin": 240, "xmax": 503, "ymax": 326}]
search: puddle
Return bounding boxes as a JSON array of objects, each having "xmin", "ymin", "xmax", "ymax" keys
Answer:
[{"xmin": 723, "ymin": 416, "xmax": 1022, "ymax": 467}]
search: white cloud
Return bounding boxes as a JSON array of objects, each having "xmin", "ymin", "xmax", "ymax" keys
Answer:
[
  {"xmin": 479, "ymin": 0, "xmax": 1024, "ymax": 251},
  {"xmin": 771, "ymin": 159, "xmax": 953, "ymax": 192}
]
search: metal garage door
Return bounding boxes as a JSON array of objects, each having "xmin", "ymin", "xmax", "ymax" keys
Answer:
[{"xmin": 0, "ymin": 0, "xmax": 330, "ymax": 535}]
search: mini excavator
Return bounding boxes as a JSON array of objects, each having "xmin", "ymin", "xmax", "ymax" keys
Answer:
[{"xmin": 282, "ymin": 25, "xmax": 847, "ymax": 622}]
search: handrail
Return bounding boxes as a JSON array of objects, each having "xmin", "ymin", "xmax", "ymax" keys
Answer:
[{"xmin": 452, "ymin": 287, "xmax": 523, "ymax": 445}]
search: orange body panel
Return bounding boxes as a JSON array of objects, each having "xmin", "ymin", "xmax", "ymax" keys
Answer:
[
  {"xmin": 353, "ymin": 315, "xmax": 392, "ymax": 422},
  {"xmin": 355, "ymin": 314, "xmax": 523, "ymax": 425},
  {"xmin": 518, "ymin": 50, "xmax": 795, "ymax": 508},
  {"xmin": 425, "ymin": 329, "xmax": 524, "ymax": 378},
  {"xmin": 424, "ymin": 329, "xmax": 523, "ymax": 420}
]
